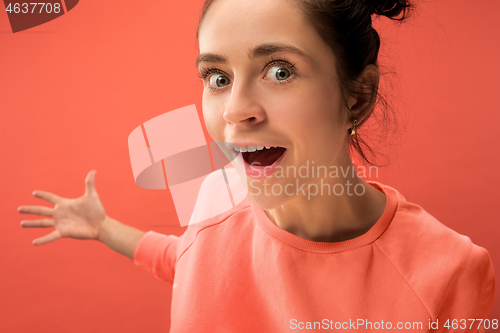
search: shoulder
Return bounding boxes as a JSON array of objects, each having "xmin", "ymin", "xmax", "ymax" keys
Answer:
[
  {"xmin": 371, "ymin": 181, "xmax": 473, "ymax": 255},
  {"xmin": 373, "ymin": 182, "xmax": 496, "ymax": 319},
  {"xmin": 373, "ymin": 182, "xmax": 479, "ymax": 254},
  {"xmin": 176, "ymin": 201, "xmax": 253, "ymax": 262},
  {"xmin": 176, "ymin": 167, "xmax": 253, "ymax": 260},
  {"xmin": 188, "ymin": 167, "xmax": 248, "ymax": 226}
]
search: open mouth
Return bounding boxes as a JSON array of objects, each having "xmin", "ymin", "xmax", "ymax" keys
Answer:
[{"xmin": 235, "ymin": 146, "xmax": 287, "ymax": 167}]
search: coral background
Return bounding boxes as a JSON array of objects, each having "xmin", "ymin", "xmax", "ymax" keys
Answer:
[{"xmin": 1, "ymin": 0, "xmax": 498, "ymax": 331}]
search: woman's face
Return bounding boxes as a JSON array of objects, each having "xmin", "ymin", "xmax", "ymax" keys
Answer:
[{"xmin": 197, "ymin": 0, "xmax": 352, "ymax": 209}]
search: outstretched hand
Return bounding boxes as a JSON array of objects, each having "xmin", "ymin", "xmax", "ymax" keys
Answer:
[{"xmin": 18, "ymin": 170, "xmax": 108, "ymax": 246}]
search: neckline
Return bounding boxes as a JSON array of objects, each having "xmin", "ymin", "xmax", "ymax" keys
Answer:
[{"xmin": 250, "ymin": 181, "xmax": 399, "ymax": 253}]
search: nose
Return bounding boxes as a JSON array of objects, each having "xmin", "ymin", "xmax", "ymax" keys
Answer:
[{"xmin": 222, "ymin": 80, "xmax": 266, "ymax": 127}]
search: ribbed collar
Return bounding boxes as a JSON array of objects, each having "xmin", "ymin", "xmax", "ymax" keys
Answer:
[{"xmin": 250, "ymin": 181, "xmax": 399, "ymax": 253}]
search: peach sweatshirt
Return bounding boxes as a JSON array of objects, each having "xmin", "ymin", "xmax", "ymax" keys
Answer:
[{"xmin": 134, "ymin": 181, "xmax": 496, "ymax": 332}]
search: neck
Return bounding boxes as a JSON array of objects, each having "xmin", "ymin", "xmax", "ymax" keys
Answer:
[{"xmin": 264, "ymin": 153, "xmax": 387, "ymax": 243}]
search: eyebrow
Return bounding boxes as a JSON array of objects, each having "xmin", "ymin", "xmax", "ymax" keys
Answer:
[{"xmin": 195, "ymin": 43, "xmax": 312, "ymax": 68}]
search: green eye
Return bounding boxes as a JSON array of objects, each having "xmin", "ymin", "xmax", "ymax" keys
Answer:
[
  {"xmin": 210, "ymin": 74, "xmax": 230, "ymax": 88},
  {"xmin": 274, "ymin": 67, "xmax": 291, "ymax": 81}
]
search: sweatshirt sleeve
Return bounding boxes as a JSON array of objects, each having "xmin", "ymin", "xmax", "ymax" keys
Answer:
[
  {"xmin": 133, "ymin": 231, "xmax": 181, "ymax": 284},
  {"xmin": 435, "ymin": 245, "xmax": 496, "ymax": 332}
]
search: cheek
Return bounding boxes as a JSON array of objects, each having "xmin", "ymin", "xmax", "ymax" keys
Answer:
[
  {"xmin": 282, "ymin": 86, "xmax": 343, "ymax": 133},
  {"xmin": 202, "ymin": 97, "xmax": 224, "ymax": 140}
]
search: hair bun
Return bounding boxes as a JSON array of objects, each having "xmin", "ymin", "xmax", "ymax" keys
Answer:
[{"xmin": 366, "ymin": 0, "xmax": 414, "ymax": 20}]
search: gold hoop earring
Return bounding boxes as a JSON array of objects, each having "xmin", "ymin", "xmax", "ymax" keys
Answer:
[{"xmin": 349, "ymin": 119, "xmax": 358, "ymax": 136}]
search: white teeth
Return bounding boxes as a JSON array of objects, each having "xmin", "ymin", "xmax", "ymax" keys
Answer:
[{"xmin": 233, "ymin": 145, "xmax": 269, "ymax": 153}]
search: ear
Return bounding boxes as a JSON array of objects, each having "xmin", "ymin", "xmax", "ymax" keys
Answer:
[{"xmin": 345, "ymin": 64, "xmax": 379, "ymax": 130}]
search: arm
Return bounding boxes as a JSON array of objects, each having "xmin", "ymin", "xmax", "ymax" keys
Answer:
[
  {"xmin": 435, "ymin": 245, "xmax": 496, "ymax": 332},
  {"xmin": 98, "ymin": 216, "xmax": 146, "ymax": 260},
  {"xmin": 20, "ymin": 170, "xmax": 179, "ymax": 282}
]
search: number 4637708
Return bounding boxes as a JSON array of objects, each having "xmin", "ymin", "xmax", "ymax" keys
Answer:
[
  {"xmin": 6, "ymin": 3, "xmax": 62, "ymax": 14},
  {"xmin": 443, "ymin": 319, "xmax": 498, "ymax": 330}
]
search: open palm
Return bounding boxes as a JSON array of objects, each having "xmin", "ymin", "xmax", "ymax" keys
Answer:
[{"xmin": 19, "ymin": 170, "xmax": 108, "ymax": 246}]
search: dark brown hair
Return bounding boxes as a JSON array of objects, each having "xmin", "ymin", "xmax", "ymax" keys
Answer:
[{"xmin": 196, "ymin": 0, "xmax": 415, "ymax": 166}]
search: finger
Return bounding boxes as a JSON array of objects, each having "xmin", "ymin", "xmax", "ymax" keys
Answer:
[
  {"xmin": 17, "ymin": 205, "xmax": 54, "ymax": 216},
  {"xmin": 32, "ymin": 230, "xmax": 61, "ymax": 246},
  {"xmin": 20, "ymin": 219, "xmax": 54, "ymax": 228},
  {"xmin": 85, "ymin": 170, "xmax": 97, "ymax": 197},
  {"xmin": 32, "ymin": 190, "xmax": 62, "ymax": 205}
]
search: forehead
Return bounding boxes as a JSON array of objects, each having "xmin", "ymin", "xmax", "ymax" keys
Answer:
[{"xmin": 197, "ymin": 0, "xmax": 327, "ymax": 59}]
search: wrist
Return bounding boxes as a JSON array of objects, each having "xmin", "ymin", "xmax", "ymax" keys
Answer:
[{"xmin": 97, "ymin": 215, "xmax": 114, "ymax": 243}]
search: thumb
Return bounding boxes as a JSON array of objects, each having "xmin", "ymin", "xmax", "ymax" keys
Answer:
[{"xmin": 85, "ymin": 170, "xmax": 98, "ymax": 196}]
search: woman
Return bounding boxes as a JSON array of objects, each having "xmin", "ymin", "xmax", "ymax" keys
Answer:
[{"xmin": 19, "ymin": 0, "xmax": 496, "ymax": 332}]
